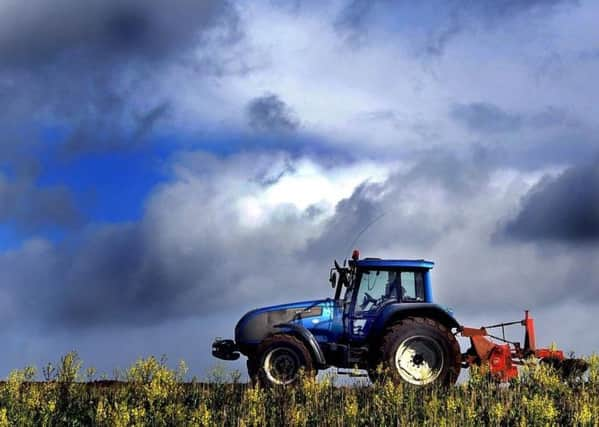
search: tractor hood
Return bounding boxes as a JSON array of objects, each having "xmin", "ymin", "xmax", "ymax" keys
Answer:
[{"xmin": 234, "ymin": 299, "xmax": 329, "ymax": 347}]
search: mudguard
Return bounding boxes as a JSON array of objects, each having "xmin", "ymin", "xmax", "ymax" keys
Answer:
[
  {"xmin": 274, "ymin": 323, "xmax": 327, "ymax": 368},
  {"xmin": 367, "ymin": 302, "xmax": 460, "ymax": 342}
]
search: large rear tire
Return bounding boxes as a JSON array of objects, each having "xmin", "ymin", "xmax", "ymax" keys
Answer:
[
  {"xmin": 253, "ymin": 334, "xmax": 315, "ymax": 387},
  {"xmin": 377, "ymin": 317, "xmax": 461, "ymax": 386}
]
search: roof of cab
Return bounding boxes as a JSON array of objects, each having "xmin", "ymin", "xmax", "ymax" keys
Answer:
[{"xmin": 351, "ymin": 258, "xmax": 434, "ymax": 269}]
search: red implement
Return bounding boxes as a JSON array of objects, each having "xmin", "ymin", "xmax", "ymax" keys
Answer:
[{"xmin": 459, "ymin": 310, "xmax": 584, "ymax": 381}]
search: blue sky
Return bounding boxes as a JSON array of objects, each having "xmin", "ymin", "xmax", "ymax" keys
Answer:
[
  {"xmin": 38, "ymin": 139, "xmax": 168, "ymax": 223},
  {"xmin": 0, "ymin": 0, "xmax": 598, "ymax": 378}
]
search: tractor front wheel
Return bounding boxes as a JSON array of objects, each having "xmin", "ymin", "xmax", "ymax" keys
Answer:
[
  {"xmin": 252, "ymin": 334, "xmax": 314, "ymax": 387},
  {"xmin": 377, "ymin": 317, "xmax": 461, "ymax": 386}
]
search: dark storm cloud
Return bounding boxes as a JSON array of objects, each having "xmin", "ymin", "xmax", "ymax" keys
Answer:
[
  {"xmin": 0, "ymin": 0, "xmax": 239, "ymax": 68},
  {"xmin": 247, "ymin": 93, "xmax": 299, "ymax": 132},
  {"xmin": 305, "ymin": 147, "xmax": 491, "ymax": 261},
  {"xmin": 0, "ymin": 174, "xmax": 81, "ymax": 233},
  {"xmin": 499, "ymin": 160, "xmax": 599, "ymax": 243},
  {"xmin": 1, "ymin": 222, "xmax": 210, "ymax": 329},
  {"xmin": 0, "ymin": 217, "xmax": 228, "ymax": 329},
  {"xmin": 0, "ymin": 0, "xmax": 240, "ymax": 156},
  {"xmin": 308, "ymin": 180, "xmax": 384, "ymax": 256}
]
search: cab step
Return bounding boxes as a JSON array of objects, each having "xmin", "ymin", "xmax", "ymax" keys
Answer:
[{"xmin": 336, "ymin": 369, "xmax": 368, "ymax": 377}]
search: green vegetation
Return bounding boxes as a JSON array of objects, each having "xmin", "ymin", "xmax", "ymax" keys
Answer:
[{"xmin": 0, "ymin": 352, "xmax": 597, "ymax": 426}]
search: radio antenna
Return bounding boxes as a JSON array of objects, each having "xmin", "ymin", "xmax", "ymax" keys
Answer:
[{"xmin": 342, "ymin": 211, "xmax": 386, "ymax": 264}]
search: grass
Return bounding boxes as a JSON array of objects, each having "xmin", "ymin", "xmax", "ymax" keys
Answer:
[{"xmin": 0, "ymin": 352, "xmax": 597, "ymax": 426}]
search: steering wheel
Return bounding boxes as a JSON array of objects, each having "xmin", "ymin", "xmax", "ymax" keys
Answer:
[{"xmin": 360, "ymin": 292, "xmax": 378, "ymax": 310}]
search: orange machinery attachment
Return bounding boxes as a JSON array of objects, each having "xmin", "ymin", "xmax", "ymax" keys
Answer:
[{"xmin": 459, "ymin": 310, "xmax": 581, "ymax": 382}]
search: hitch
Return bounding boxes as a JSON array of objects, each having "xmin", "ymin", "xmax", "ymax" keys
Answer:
[
  {"xmin": 212, "ymin": 339, "xmax": 240, "ymax": 361},
  {"xmin": 460, "ymin": 310, "xmax": 588, "ymax": 381}
]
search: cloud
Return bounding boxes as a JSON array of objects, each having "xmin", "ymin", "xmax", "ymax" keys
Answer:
[
  {"xmin": 304, "ymin": 147, "xmax": 492, "ymax": 263},
  {"xmin": 334, "ymin": 0, "xmax": 386, "ymax": 42},
  {"xmin": 451, "ymin": 102, "xmax": 524, "ymax": 133},
  {"xmin": 450, "ymin": 102, "xmax": 584, "ymax": 135},
  {"xmin": 247, "ymin": 93, "xmax": 300, "ymax": 132},
  {"xmin": 445, "ymin": 102, "xmax": 596, "ymax": 170},
  {"xmin": 0, "ymin": 0, "xmax": 239, "ymax": 68},
  {"xmin": 0, "ymin": 173, "xmax": 81, "ymax": 233},
  {"xmin": 0, "ymin": 0, "xmax": 241, "ymax": 156},
  {"xmin": 471, "ymin": 0, "xmax": 577, "ymax": 20},
  {"xmin": 498, "ymin": 160, "xmax": 599, "ymax": 243},
  {"xmin": 333, "ymin": 0, "xmax": 577, "ymax": 53},
  {"xmin": 424, "ymin": 15, "xmax": 463, "ymax": 57},
  {"xmin": 134, "ymin": 102, "xmax": 172, "ymax": 139},
  {"xmin": 62, "ymin": 101, "xmax": 172, "ymax": 155}
]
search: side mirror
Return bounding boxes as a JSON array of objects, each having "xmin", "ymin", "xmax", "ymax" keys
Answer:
[{"xmin": 329, "ymin": 272, "xmax": 337, "ymax": 288}]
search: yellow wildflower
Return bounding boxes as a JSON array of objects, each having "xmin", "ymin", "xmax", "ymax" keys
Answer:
[
  {"xmin": 574, "ymin": 403, "xmax": 592, "ymax": 425},
  {"xmin": 0, "ymin": 408, "xmax": 8, "ymax": 427}
]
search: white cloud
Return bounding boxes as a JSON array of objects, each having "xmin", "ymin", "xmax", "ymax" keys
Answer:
[{"xmin": 237, "ymin": 158, "xmax": 390, "ymax": 227}]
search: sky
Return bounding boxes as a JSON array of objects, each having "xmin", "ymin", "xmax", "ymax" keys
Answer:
[{"xmin": 1, "ymin": 0, "xmax": 598, "ymax": 379}]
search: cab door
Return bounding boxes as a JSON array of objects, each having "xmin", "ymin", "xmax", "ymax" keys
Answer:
[
  {"xmin": 349, "ymin": 269, "xmax": 397, "ymax": 341},
  {"xmin": 296, "ymin": 299, "xmax": 344, "ymax": 343}
]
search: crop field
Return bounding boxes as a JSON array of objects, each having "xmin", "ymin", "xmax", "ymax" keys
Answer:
[{"xmin": 0, "ymin": 352, "xmax": 597, "ymax": 426}]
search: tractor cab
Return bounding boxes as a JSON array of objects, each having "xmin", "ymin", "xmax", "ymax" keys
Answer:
[{"xmin": 330, "ymin": 250, "xmax": 437, "ymax": 343}]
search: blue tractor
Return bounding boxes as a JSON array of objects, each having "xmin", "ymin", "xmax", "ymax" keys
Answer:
[{"xmin": 212, "ymin": 250, "xmax": 462, "ymax": 386}]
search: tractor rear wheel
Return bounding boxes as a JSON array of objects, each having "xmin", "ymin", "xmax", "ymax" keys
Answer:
[
  {"xmin": 377, "ymin": 317, "xmax": 460, "ymax": 386},
  {"xmin": 253, "ymin": 334, "xmax": 315, "ymax": 387}
]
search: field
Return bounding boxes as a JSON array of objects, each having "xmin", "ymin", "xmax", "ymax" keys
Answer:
[{"xmin": 0, "ymin": 352, "xmax": 597, "ymax": 426}]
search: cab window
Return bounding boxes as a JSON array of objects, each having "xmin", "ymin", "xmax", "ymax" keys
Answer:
[
  {"xmin": 400, "ymin": 271, "xmax": 425, "ymax": 302},
  {"xmin": 355, "ymin": 270, "xmax": 397, "ymax": 314}
]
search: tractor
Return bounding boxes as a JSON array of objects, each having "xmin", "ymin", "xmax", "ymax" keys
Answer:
[{"xmin": 212, "ymin": 250, "xmax": 587, "ymax": 386}]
